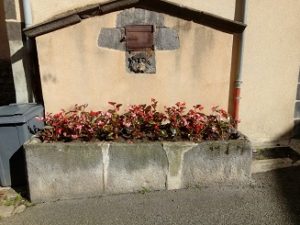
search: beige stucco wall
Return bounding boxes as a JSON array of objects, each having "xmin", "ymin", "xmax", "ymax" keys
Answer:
[
  {"xmin": 36, "ymin": 11, "xmax": 233, "ymax": 113},
  {"xmin": 30, "ymin": 0, "xmax": 235, "ymax": 24},
  {"xmin": 239, "ymin": 0, "xmax": 300, "ymax": 143},
  {"xmin": 3, "ymin": 0, "xmax": 299, "ymax": 143}
]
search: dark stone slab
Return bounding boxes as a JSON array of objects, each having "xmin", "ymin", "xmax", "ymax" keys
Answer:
[
  {"xmin": 253, "ymin": 147, "xmax": 300, "ymax": 161},
  {"xmin": 295, "ymin": 102, "xmax": 300, "ymax": 119},
  {"xmin": 294, "ymin": 119, "xmax": 300, "ymax": 138},
  {"xmin": 296, "ymin": 84, "xmax": 300, "ymax": 100}
]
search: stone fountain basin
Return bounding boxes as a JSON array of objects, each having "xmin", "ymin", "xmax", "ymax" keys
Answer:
[{"xmin": 24, "ymin": 140, "xmax": 252, "ymax": 203}]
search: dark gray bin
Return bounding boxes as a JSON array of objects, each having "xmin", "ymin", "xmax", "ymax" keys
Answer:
[{"xmin": 0, "ymin": 104, "xmax": 44, "ymax": 186}]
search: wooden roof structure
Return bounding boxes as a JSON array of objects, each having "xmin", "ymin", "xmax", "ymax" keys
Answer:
[{"xmin": 24, "ymin": 0, "xmax": 246, "ymax": 38}]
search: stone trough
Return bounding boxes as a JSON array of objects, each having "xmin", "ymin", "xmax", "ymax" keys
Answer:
[{"xmin": 24, "ymin": 139, "xmax": 252, "ymax": 203}]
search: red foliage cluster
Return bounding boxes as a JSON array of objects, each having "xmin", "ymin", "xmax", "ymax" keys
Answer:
[{"xmin": 38, "ymin": 99, "xmax": 239, "ymax": 142}]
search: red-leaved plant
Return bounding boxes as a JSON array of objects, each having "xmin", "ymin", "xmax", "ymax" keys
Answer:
[{"xmin": 38, "ymin": 99, "xmax": 239, "ymax": 142}]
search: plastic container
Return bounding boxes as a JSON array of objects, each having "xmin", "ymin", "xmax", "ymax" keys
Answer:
[{"xmin": 0, "ymin": 104, "xmax": 44, "ymax": 186}]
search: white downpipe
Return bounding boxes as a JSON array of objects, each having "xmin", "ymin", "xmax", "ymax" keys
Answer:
[
  {"xmin": 23, "ymin": 0, "xmax": 32, "ymax": 28},
  {"xmin": 22, "ymin": 0, "xmax": 34, "ymax": 102},
  {"xmin": 233, "ymin": 0, "xmax": 248, "ymax": 123},
  {"xmin": 236, "ymin": 0, "xmax": 248, "ymax": 86}
]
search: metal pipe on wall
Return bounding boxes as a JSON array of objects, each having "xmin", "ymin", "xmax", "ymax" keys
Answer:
[
  {"xmin": 233, "ymin": 0, "xmax": 247, "ymax": 126},
  {"xmin": 22, "ymin": 0, "xmax": 44, "ymax": 104},
  {"xmin": 22, "ymin": 0, "xmax": 32, "ymax": 28}
]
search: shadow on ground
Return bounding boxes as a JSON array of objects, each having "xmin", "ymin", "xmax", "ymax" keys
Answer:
[{"xmin": 274, "ymin": 166, "xmax": 300, "ymax": 225}]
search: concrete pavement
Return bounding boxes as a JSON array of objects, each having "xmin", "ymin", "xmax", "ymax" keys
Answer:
[{"xmin": 0, "ymin": 166, "xmax": 300, "ymax": 225}]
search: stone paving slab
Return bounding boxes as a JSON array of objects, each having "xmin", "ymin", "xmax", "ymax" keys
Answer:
[{"xmin": 0, "ymin": 187, "xmax": 28, "ymax": 219}]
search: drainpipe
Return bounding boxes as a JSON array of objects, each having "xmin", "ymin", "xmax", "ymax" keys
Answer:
[
  {"xmin": 23, "ymin": 0, "xmax": 33, "ymax": 28},
  {"xmin": 22, "ymin": 0, "xmax": 44, "ymax": 104},
  {"xmin": 22, "ymin": 0, "xmax": 33, "ymax": 55},
  {"xmin": 22, "ymin": 0, "xmax": 41, "ymax": 103},
  {"xmin": 233, "ymin": 0, "xmax": 247, "ymax": 127}
]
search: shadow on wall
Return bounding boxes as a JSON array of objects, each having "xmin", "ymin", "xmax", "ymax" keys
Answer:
[
  {"xmin": 0, "ymin": 0, "xmax": 16, "ymax": 105},
  {"xmin": 18, "ymin": 0, "xmax": 44, "ymax": 104},
  {"xmin": 9, "ymin": 39, "xmax": 44, "ymax": 104},
  {"xmin": 0, "ymin": 0, "xmax": 44, "ymax": 106},
  {"xmin": 0, "ymin": 59, "xmax": 16, "ymax": 106}
]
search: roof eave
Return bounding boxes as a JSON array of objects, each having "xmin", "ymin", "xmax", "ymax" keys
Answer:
[{"xmin": 24, "ymin": 0, "xmax": 246, "ymax": 38}]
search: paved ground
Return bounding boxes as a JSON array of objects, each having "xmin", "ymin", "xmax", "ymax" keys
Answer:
[{"xmin": 0, "ymin": 166, "xmax": 300, "ymax": 225}]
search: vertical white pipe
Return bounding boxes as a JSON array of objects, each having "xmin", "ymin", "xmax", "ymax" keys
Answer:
[
  {"xmin": 23, "ymin": 0, "xmax": 32, "ymax": 28},
  {"xmin": 233, "ymin": 0, "xmax": 248, "ymax": 123},
  {"xmin": 22, "ymin": 0, "xmax": 34, "ymax": 102},
  {"xmin": 235, "ymin": 0, "xmax": 248, "ymax": 86}
]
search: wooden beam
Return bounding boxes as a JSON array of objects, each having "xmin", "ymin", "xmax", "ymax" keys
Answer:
[
  {"xmin": 24, "ymin": 14, "xmax": 81, "ymax": 38},
  {"xmin": 23, "ymin": 0, "xmax": 246, "ymax": 38},
  {"xmin": 138, "ymin": 0, "xmax": 246, "ymax": 34}
]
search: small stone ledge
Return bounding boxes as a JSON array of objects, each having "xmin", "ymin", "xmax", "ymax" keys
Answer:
[{"xmin": 24, "ymin": 139, "xmax": 252, "ymax": 203}]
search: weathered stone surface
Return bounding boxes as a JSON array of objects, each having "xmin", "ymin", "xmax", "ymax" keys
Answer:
[
  {"xmin": 116, "ymin": 8, "xmax": 164, "ymax": 28},
  {"xmin": 24, "ymin": 140, "xmax": 251, "ymax": 202},
  {"xmin": 125, "ymin": 51, "xmax": 156, "ymax": 74},
  {"xmin": 181, "ymin": 140, "xmax": 252, "ymax": 187},
  {"xmin": 98, "ymin": 28, "xmax": 125, "ymax": 51},
  {"xmin": 98, "ymin": 8, "xmax": 179, "ymax": 74},
  {"xmin": 0, "ymin": 205, "xmax": 14, "ymax": 218},
  {"xmin": 105, "ymin": 143, "xmax": 168, "ymax": 193},
  {"xmin": 4, "ymin": 189, "xmax": 18, "ymax": 201},
  {"xmin": 100, "ymin": 9, "xmax": 179, "ymax": 52},
  {"xmin": 155, "ymin": 28, "xmax": 180, "ymax": 50},
  {"xmin": 13, "ymin": 204, "xmax": 26, "ymax": 215},
  {"xmin": 25, "ymin": 143, "xmax": 104, "ymax": 203},
  {"xmin": 163, "ymin": 142, "xmax": 197, "ymax": 190}
]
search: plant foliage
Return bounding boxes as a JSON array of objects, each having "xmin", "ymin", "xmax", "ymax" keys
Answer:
[{"xmin": 38, "ymin": 99, "xmax": 239, "ymax": 142}]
